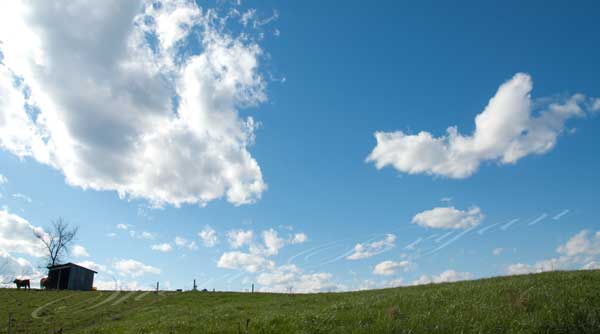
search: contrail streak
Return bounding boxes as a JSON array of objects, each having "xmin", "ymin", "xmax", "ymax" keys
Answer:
[
  {"xmin": 313, "ymin": 234, "xmax": 389, "ymax": 267},
  {"xmin": 477, "ymin": 222, "xmax": 502, "ymax": 235},
  {"xmin": 286, "ymin": 240, "xmax": 343, "ymax": 264},
  {"xmin": 435, "ymin": 231, "xmax": 453, "ymax": 243},
  {"xmin": 314, "ymin": 247, "xmax": 358, "ymax": 267},
  {"xmin": 304, "ymin": 243, "xmax": 346, "ymax": 261},
  {"xmin": 421, "ymin": 225, "xmax": 477, "ymax": 257},
  {"xmin": 198, "ymin": 278, "xmax": 214, "ymax": 289},
  {"xmin": 404, "ymin": 237, "xmax": 423, "ymax": 250},
  {"xmin": 226, "ymin": 272, "xmax": 244, "ymax": 284},
  {"xmin": 553, "ymin": 209, "xmax": 570, "ymax": 220},
  {"xmin": 500, "ymin": 218, "xmax": 520, "ymax": 231},
  {"xmin": 528, "ymin": 213, "xmax": 548, "ymax": 226}
]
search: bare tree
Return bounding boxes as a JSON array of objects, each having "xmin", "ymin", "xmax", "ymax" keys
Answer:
[{"xmin": 34, "ymin": 217, "xmax": 78, "ymax": 268}]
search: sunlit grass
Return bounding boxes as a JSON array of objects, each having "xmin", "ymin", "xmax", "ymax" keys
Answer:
[{"xmin": 1, "ymin": 270, "xmax": 599, "ymax": 333}]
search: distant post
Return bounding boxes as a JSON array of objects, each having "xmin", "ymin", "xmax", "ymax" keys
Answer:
[
  {"xmin": 193, "ymin": 279, "xmax": 197, "ymax": 291},
  {"xmin": 156, "ymin": 281, "xmax": 159, "ymax": 293},
  {"xmin": 251, "ymin": 283, "xmax": 254, "ymax": 293}
]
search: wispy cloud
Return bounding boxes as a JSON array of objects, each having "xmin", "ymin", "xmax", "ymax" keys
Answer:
[
  {"xmin": 422, "ymin": 225, "xmax": 478, "ymax": 257},
  {"xmin": 553, "ymin": 209, "xmax": 570, "ymax": 220},
  {"xmin": 500, "ymin": 218, "xmax": 520, "ymax": 231},
  {"xmin": 347, "ymin": 234, "xmax": 396, "ymax": 260},
  {"xmin": 12, "ymin": 193, "xmax": 32, "ymax": 203},
  {"xmin": 527, "ymin": 213, "xmax": 548, "ymax": 226},
  {"xmin": 434, "ymin": 231, "xmax": 454, "ymax": 243},
  {"xmin": 404, "ymin": 237, "xmax": 423, "ymax": 250},
  {"xmin": 477, "ymin": 222, "xmax": 502, "ymax": 235}
]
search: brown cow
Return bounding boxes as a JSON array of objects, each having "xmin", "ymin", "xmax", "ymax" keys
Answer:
[
  {"xmin": 40, "ymin": 277, "xmax": 49, "ymax": 290},
  {"xmin": 13, "ymin": 279, "xmax": 30, "ymax": 290}
]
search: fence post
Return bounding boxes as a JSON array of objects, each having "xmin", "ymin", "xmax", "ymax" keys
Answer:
[
  {"xmin": 156, "ymin": 282, "xmax": 159, "ymax": 294},
  {"xmin": 251, "ymin": 283, "xmax": 254, "ymax": 293}
]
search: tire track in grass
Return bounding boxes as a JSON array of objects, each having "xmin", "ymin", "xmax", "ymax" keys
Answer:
[
  {"xmin": 69, "ymin": 292, "xmax": 106, "ymax": 313},
  {"xmin": 134, "ymin": 290, "xmax": 153, "ymax": 301},
  {"xmin": 31, "ymin": 294, "xmax": 75, "ymax": 319},
  {"xmin": 86, "ymin": 290, "xmax": 120, "ymax": 310},
  {"xmin": 111, "ymin": 291, "xmax": 136, "ymax": 306}
]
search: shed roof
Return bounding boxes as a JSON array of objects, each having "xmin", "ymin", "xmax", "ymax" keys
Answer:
[{"xmin": 47, "ymin": 262, "xmax": 98, "ymax": 273}]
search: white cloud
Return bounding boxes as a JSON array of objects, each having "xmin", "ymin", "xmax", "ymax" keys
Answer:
[
  {"xmin": 187, "ymin": 241, "xmax": 198, "ymax": 250},
  {"xmin": 0, "ymin": 0, "xmax": 268, "ymax": 208},
  {"xmin": 198, "ymin": 226, "xmax": 218, "ymax": 247},
  {"xmin": 71, "ymin": 245, "xmax": 90, "ymax": 257},
  {"xmin": 412, "ymin": 269, "xmax": 473, "ymax": 285},
  {"xmin": 94, "ymin": 279, "xmax": 149, "ymax": 291},
  {"xmin": 12, "ymin": 193, "xmax": 32, "ymax": 203},
  {"xmin": 141, "ymin": 231, "xmax": 155, "ymax": 240},
  {"xmin": 0, "ymin": 209, "xmax": 45, "ymax": 257},
  {"xmin": 506, "ymin": 229, "xmax": 600, "ymax": 275},
  {"xmin": 114, "ymin": 259, "xmax": 160, "ymax": 277},
  {"xmin": 259, "ymin": 229, "xmax": 285, "ymax": 256},
  {"xmin": 174, "ymin": 236, "xmax": 187, "ymax": 247},
  {"xmin": 506, "ymin": 263, "xmax": 533, "ymax": 275},
  {"xmin": 226, "ymin": 229, "xmax": 254, "ymax": 249},
  {"xmin": 290, "ymin": 233, "xmax": 308, "ymax": 244},
  {"xmin": 0, "ymin": 250, "xmax": 36, "ymax": 283},
  {"xmin": 556, "ymin": 230, "xmax": 600, "ymax": 257},
  {"xmin": 367, "ymin": 73, "xmax": 596, "ymax": 178},
  {"xmin": 347, "ymin": 234, "xmax": 396, "ymax": 260},
  {"xmin": 506, "ymin": 257, "xmax": 573, "ymax": 275},
  {"xmin": 592, "ymin": 99, "xmax": 600, "ymax": 112},
  {"xmin": 373, "ymin": 260, "xmax": 411, "ymax": 276},
  {"xmin": 76, "ymin": 260, "xmax": 107, "ymax": 273},
  {"xmin": 129, "ymin": 230, "xmax": 156, "ymax": 240},
  {"xmin": 0, "ymin": 174, "xmax": 7, "ymax": 185},
  {"xmin": 357, "ymin": 278, "xmax": 405, "ymax": 290},
  {"xmin": 116, "ymin": 224, "xmax": 131, "ymax": 230},
  {"xmin": 151, "ymin": 243, "xmax": 173, "ymax": 252},
  {"xmin": 412, "ymin": 206, "xmax": 483, "ymax": 229},
  {"xmin": 256, "ymin": 264, "xmax": 344, "ymax": 293},
  {"xmin": 255, "ymin": 264, "xmax": 299, "ymax": 286},
  {"xmin": 217, "ymin": 251, "xmax": 274, "ymax": 273},
  {"xmin": 583, "ymin": 261, "xmax": 600, "ymax": 270},
  {"xmin": 492, "ymin": 248, "xmax": 503, "ymax": 256},
  {"xmin": 174, "ymin": 236, "xmax": 197, "ymax": 250}
]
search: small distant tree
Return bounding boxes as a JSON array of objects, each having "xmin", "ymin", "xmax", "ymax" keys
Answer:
[{"xmin": 34, "ymin": 217, "xmax": 78, "ymax": 268}]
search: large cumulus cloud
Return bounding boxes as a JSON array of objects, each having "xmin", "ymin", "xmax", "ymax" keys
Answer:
[{"xmin": 0, "ymin": 0, "xmax": 269, "ymax": 207}]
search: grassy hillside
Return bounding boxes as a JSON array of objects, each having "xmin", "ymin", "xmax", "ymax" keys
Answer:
[{"xmin": 1, "ymin": 270, "xmax": 600, "ymax": 334}]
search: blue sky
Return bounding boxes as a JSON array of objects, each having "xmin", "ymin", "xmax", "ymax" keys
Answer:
[{"xmin": 0, "ymin": 0, "xmax": 599, "ymax": 292}]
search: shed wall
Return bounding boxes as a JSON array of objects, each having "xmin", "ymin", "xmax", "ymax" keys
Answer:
[{"xmin": 67, "ymin": 266, "xmax": 95, "ymax": 291}]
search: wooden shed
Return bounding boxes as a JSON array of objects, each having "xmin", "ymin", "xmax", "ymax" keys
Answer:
[{"xmin": 47, "ymin": 263, "xmax": 97, "ymax": 291}]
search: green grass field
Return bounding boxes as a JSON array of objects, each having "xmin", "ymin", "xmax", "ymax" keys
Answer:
[{"xmin": 1, "ymin": 270, "xmax": 600, "ymax": 334}]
